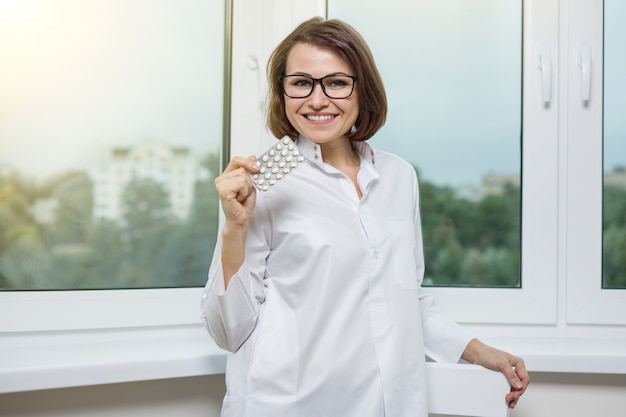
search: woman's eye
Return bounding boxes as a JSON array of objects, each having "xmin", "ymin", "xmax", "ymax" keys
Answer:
[
  {"xmin": 293, "ymin": 79, "xmax": 312, "ymax": 88},
  {"xmin": 328, "ymin": 80, "xmax": 347, "ymax": 87},
  {"xmin": 325, "ymin": 77, "xmax": 352, "ymax": 89}
]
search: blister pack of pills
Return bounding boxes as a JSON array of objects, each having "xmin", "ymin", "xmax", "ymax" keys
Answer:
[{"xmin": 250, "ymin": 136, "xmax": 304, "ymax": 192}]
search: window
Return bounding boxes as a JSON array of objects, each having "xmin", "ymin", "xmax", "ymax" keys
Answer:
[
  {"xmin": 0, "ymin": 0, "xmax": 227, "ymax": 332},
  {"xmin": 328, "ymin": 0, "xmax": 523, "ymax": 289},
  {"xmin": 2, "ymin": 0, "xmax": 624, "ymax": 335},
  {"xmin": 327, "ymin": 0, "xmax": 557, "ymax": 325},
  {"xmin": 0, "ymin": 0, "xmax": 223, "ymax": 290},
  {"xmin": 602, "ymin": 0, "xmax": 626, "ymax": 290},
  {"xmin": 565, "ymin": 0, "xmax": 626, "ymax": 325}
]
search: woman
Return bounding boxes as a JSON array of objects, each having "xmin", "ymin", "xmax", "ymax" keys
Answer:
[{"xmin": 201, "ymin": 16, "xmax": 529, "ymax": 417}]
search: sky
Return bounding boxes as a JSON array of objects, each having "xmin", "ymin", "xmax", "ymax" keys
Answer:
[
  {"xmin": 329, "ymin": 0, "xmax": 626, "ymax": 185},
  {"xmin": 0, "ymin": 0, "xmax": 224, "ymax": 180},
  {"xmin": 1, "ymin": 0, "xmax": 624, "ymax": 187},
  {"xmin": 604, "ymin": 0, "xmax": 626, "ymax": 172},
  {"xmin": 329, "ymin": 0, "xmax": 522, "ymax": 186}
]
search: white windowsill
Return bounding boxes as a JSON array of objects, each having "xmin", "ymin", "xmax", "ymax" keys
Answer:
[{"xmin": 1, "ymin": 324, "xmax": 626, "ymax": 394}]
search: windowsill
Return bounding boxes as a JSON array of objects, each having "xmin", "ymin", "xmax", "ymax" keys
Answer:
[{"xmin": 1, "ymin": 324, "xmax": 626, "ymax": 394}]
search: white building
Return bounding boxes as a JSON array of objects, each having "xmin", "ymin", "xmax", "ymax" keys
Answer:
[
  {"xmin": 605, "ymin": 167, "xmax": 626, "ymax": 188},
  {"xmin": 92, "ymin": 143, "xmax": 198, "ymax": 222},
  {"xmin": 480, "ymin": 172, "xmax": 521, "ymax": 196}
]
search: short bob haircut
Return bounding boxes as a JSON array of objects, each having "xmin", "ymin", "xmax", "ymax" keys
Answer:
[{"xmin": 266, "ymin": 17, "xmax": 387, "ymax": 142}]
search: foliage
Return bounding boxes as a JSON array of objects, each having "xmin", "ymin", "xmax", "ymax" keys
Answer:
[
  {"xmin": 1, "ymin": 160, "xmax": 624, "ymax": 290},
  {"xmin": 419, "ymin": 173, "xmax": 521, "ymax": 287},
  {"xmin": 603, "ymin": 185, "xmax": 626, "ymax": 288},
  {"xmin": 0, "ymin": 153, "xmax": 220, "ymax": 290}
]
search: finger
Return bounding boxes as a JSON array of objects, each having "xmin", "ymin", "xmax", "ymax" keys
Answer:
[
  {"xmin": 223, "ymin": 155, "xmax": 259, "ymax": 175},
  {"xmin": 514, "ymin": 360, "xmax": 531, "ymax": 392},
  {"xmin": 216, "ymin": 165, "xmax": 251, "ymax": 183},
  {"xmin": 507, "ymin": 388, "xmax": 525, "ymax": 408},
  {"xmin": 499, "ymin": 363, "xmax": 524, "ymax": 392},
  {"xmin": 505, "ymin": 361, "xmax": 530, "ymax": 409},
  {"xmin": 235, "ymin": 171, "xmax": 255, "ymax": 203},
  {"xmin": 216, "ymin": 168, "xmax": 254, "ymax": 201},
  {"xmin": 507, "ymin": 394, "xmax": 519, "ymax": 409}
]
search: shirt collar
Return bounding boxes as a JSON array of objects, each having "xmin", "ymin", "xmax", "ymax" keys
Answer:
[{"xmin": 295, "ymin": 135, "xmax": 377, "ymax": 167}]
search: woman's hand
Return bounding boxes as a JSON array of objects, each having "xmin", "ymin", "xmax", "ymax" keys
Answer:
[
  {"xmin": 215, "ymin": 156, "xmax": 260, "ymax": 287},
  {"xmin": 215, "ymin": 155, "xmax": 260, "ymax": 227},
  {"xmin": 461, "ymin": 338, "xmax": 530, "ymax": 409}
]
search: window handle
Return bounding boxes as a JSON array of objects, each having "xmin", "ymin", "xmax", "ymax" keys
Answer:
[
  {"xmin": 246, "ymin": 49, "xmax": 267, "ymax": 106},
  {"xmin": 537, "ymin": 42, "xmax": 552, "ymax": 104},
  {"xmin": 577, "ymin": 41, "xmax": 592, "ymax": 102}
]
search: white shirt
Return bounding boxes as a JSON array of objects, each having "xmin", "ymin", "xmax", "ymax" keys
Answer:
[{"xmin": 201, "ymin": 135, "xmax": 473, "ymax": 417}]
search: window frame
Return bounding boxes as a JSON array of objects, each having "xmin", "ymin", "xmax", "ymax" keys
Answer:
[
  {"xmin": 564, "ymin": 0, "xmax": 626, "ymax": 325},
  {"xmin": 2, "ymin": 0, "xmax": 626, "ymax": 338},
  {"xmin": 414, "ymin": 0, "xmax": 559, "ymax": 325},
  {"xmin": 0, "ymin": 0, "xmax": 233, "ymax": 333}
]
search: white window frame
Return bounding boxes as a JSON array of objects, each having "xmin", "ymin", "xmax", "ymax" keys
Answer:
[
  {"xmin": 429, "ymin": 0, "xmax": 626, "ymax": 332},
  {"xmin": 564, "ymin": 0, "xmax": 626, "ymax": 325},
  {"xmin": 2, "ymin": 0, "xmax": 626, "ymax": 338},
  {"xmin": 354, "ymin": 0, "xmax": 561, "ymax": 326}
]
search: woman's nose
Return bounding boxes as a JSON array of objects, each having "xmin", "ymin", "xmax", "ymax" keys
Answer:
[{"xmin": 308, "ymin": 81, "xmax": 329, "ymax": 106}]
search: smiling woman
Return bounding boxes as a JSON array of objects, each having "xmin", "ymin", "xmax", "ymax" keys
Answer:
[{"xmin": 0, "ymin": 0, "xmax": 225, "ymax": 291}]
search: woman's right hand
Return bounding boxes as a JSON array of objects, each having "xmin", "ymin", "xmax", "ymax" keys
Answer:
[{"xmin": 214, "ymin": 155, "xmax": 260, "ymax": 227}]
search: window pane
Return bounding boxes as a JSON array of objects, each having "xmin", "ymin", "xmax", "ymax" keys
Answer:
[
  {"xmin": 0, "ymin": 0, "xmax": 224, "ymax": 290},
  {"xmin": 603, "ymin": 0, "xmax": 626, "ymax": 289},
  {"xmin": 328, "ymin": 0, "xmax": 522, "ymax": 287}
]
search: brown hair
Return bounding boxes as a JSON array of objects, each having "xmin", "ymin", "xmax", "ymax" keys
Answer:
[{"xmin": 266, "ymin": 17, "xmax": 387, "ymax": 142}]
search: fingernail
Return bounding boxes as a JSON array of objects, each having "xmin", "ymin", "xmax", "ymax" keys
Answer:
[{"xmin": 515, "ymin": 381, "xmax": 523, "ymax": 389}]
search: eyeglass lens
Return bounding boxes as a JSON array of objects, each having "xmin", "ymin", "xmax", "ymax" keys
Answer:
[{"xmin": 281, "ymin": 75, "xmax": 355, "ymax": 99}]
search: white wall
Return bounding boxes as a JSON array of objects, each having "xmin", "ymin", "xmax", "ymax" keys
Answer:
[{"xmin": 1, "ymin": 372, "xmax": 625, "ymax": 417}]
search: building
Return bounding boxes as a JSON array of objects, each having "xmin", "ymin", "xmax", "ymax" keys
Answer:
[
  {"xmin": 480, "ymin": 172, "xmax": 521, "ymax": 196},
  {"xmin": 92, "ymin": 143, "xmax": 198, "ymax": 222},
  {"xmin": 605, "ymin": 166, "xmax": 626, "ymax": 188}
]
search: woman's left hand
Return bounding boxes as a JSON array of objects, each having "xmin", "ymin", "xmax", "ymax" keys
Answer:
[{"xmin": 461, "ymin": 338, "xmax": 530, "ymax": 409}]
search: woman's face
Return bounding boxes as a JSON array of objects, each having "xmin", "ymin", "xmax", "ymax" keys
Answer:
[{"xmin": 283, "ymin": 42, "xmax": 359, "ymax": 145}]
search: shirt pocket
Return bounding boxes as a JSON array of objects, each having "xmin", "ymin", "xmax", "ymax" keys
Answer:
[{"xmin": 388, "ymin": 220, "xmax": 422, "ymax": 290}]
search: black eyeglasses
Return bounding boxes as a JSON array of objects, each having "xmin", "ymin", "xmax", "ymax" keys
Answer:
[{"xmin": 280, "ymin": 74, "xmax": 356, "ymax": 99}]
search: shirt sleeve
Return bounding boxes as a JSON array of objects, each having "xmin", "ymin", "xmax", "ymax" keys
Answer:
[
  {"xmin": 200, "ymin": 196, "xmax": 271, "ymax": 352},
  {"xmin": 419, "ymin": 290, "xmax": 474, "ymax": 363},
  {"xmin": 412, "ymin": 173, "xmax": 475, "ymax": 363}
]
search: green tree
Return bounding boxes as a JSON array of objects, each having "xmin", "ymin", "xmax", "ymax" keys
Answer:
[
  {"xmin": 602, "ymin": 226, "xmax": 626, "ymax": 289},
  {"xmin": 603, "ymin": 184, "xmax": 626, "ymax": 289},
  {"xmin": 416, "ymin": 166, "xmax": 521, "ymax": 288},
  {"xmin": 80, "ymin": 220, "xmax": 127, "ymax": 289},
  {"xmin": 176, "ymin": 178, "xmax": 220, "ymax": 287},
  {"xmin": 120, "ymin": 178, "xmax": 177, "ymax": 287},
  {"xmin": 48, "ymin": 173, "xmax": 93, "ymax": 245},
  {"xmin": 0, "ymin": 173, "xmax": 46, "ymax": 289}
]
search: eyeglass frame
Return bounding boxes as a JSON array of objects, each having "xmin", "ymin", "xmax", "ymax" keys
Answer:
[{"xmin": 279, "ymin": 74, "xmax": 357, "ymax": 99}]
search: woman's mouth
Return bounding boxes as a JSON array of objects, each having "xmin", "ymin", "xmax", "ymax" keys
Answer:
[{"xmin": 305, "ymin": 114, "xmax": 335, "ymax": 121}]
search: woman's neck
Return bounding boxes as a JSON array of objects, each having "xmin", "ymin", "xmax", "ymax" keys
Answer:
[{"xmin": 319, "ymin": 138, "xmax": 360, "ymax": 171}]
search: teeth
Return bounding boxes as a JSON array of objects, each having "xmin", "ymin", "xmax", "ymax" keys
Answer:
[{"xmin": 307, "ymin": 114, "xmax": 334, "ymax": 121}]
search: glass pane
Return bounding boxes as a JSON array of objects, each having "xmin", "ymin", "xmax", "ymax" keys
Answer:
[
  {"xmin": 0, "ymin": 0, "xmax": 224, "ymax": 290},
  {"xmin": 328, "ymin": 0, "xmax": 522, "ymax": 287},
  {"xmin": 603, "ymin": 0, "xmax": 626, "ymax": 289}
]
